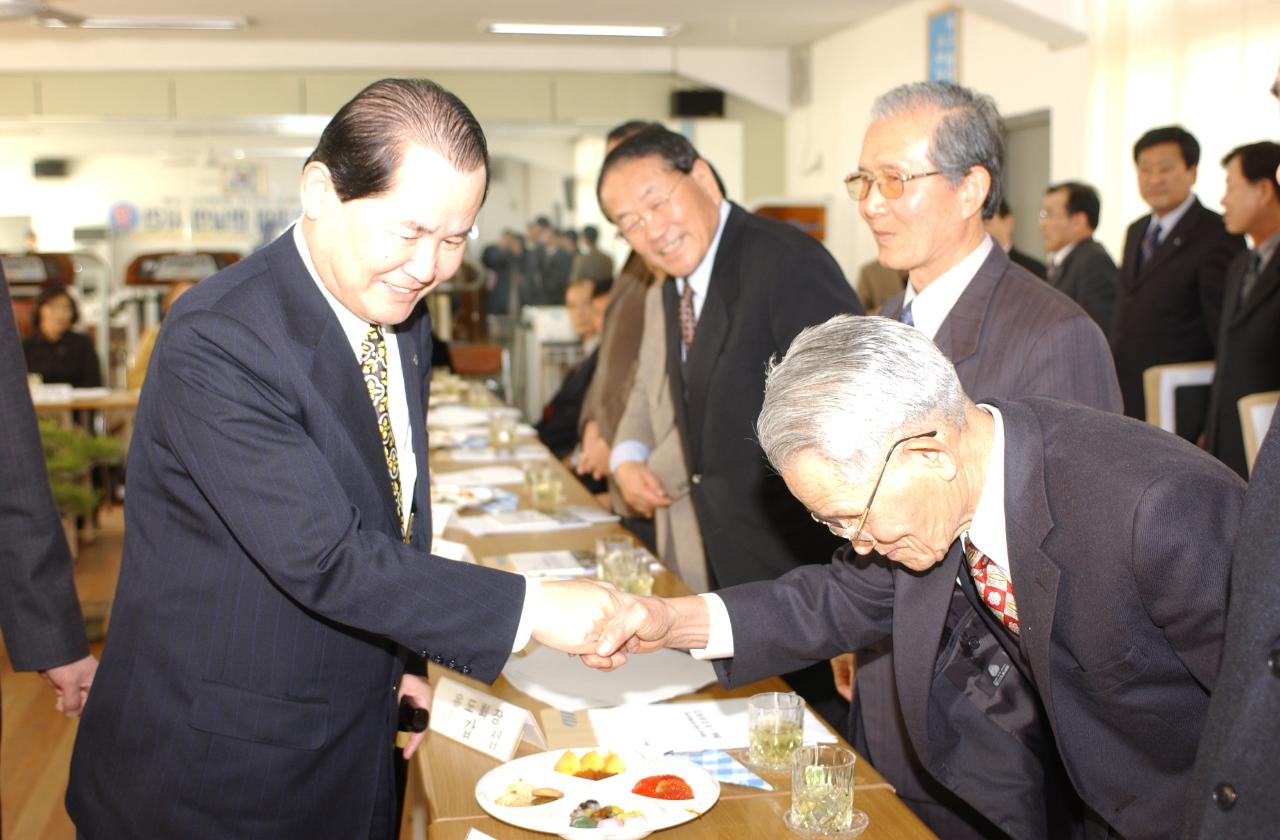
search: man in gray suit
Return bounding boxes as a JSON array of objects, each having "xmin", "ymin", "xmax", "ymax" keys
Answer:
[
  {"xmin": 835, "ymin": 81, "xmax": 1121, "ymax": 839},
  {"xmin": 1039, "ymin": 181, "xmax": 1118, "ymax": 334},
  {"xmin": 591, "ymin": 315, "xmax": 1243, "ymax": 840}
]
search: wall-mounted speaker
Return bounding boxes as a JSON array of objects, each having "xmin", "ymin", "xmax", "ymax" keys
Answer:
[
  {"xmin": 33, "ymin": 158, "xmax": 70, "ymax": 178},
  {"xmin": 671, "ymin": 89, "xmax": 725, "ymax": 118}
]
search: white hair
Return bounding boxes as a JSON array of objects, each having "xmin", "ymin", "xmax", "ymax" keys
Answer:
[{"xmin": 756, "ymin": 315, "xmax": 968, "ymax": 480}]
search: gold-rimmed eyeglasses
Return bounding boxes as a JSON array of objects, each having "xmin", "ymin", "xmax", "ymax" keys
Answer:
[
  {"xmin": 809, "ymin": 430, "xmax": 939, "ymax": 547},
  {"xmin": 617, "ymin": 175, "xmax": 685, "ymax": 237},
  {"xmin": 844, "ymin": 169, "xmax": 942, "ymax": 201}
]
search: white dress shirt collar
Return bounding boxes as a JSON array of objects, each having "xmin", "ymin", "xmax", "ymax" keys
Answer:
[
  {"xmin": 1050, "ymin": 240, "xmax": 1080, "ymax": 269},
  {"xmin": 902, "ymin": 235, "xmax": 996, "ymax": 340},
  {"xmin": 965, "ymin": 403, "xmax": 1010, "ymax": 580},
  {"xmin": 676, "ymin": 198, "xmax": 731, "ymax": 324},
  {"xmin": 1151, "ymin": 192, "xmax": 1196, "ymax": 235}
]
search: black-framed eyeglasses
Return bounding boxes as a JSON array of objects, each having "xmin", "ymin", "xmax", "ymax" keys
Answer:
[
  {"xmin": 809, "ymin": 430, "xmax": 939, "ymax": 547},
  {"xmin": 617, "ymin": 176, "xmax": 685, "ymax": 238},
  {"xmin": 844, "ymin": 169, "xmax": 941, "ymax": 201}
]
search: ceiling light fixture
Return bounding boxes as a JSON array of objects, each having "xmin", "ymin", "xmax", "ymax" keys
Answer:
[
  {"xmin": 70, "ymin": 16, "xmax": 248, "ymax": 30},
  {"xmin": 486, "ymin": 22, "xmax": 675, "ymax": 38}
]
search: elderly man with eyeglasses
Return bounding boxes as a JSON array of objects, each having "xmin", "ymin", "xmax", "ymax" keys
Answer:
[
  {"xmin": 830, "ymin": 81, "xmax": 1124, "ymax": 840},
  {"xmin": 596, "ymin": 125, "xmax": 862, "ymax": 728},
  {"xmin": 587, "ymin": 314, "xmax": 1243, "ymax": 840}
]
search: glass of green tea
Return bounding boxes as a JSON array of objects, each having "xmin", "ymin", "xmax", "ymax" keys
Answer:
[
  {"xmin": 747, "ymin": 691, "xmax": 804, "ymax": 771},
  {"xmin": 787, "ymin": 744, "xmax": 856, "ymax": 834}
]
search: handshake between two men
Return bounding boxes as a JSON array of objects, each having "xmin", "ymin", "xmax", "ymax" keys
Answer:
[{"xmin": 530, "ymin": 580, "xmax": 704, "ymax": 671}]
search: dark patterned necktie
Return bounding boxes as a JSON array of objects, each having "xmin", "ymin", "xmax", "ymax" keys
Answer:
[
  {"xmin": 359, "ymin": 324, "xmax": 405, "ymax": 538},
  {"xmin": 1140, "ymin": 220, "xmax": 1161, "ymax": 270},
  {"xmin": 1240, "ymin": 251, "xmax": 1264, "ymax": 307},
  {"xmin": 964, "ymin": 535, "xmax": 1020, "ymax": 636},
  {"xmin": 679, "ymin": 279, "xmax": 698, "ymax": 351}
]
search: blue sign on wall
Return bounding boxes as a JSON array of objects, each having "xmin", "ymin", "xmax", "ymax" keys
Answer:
[{"xmin": 928, "ymin": 8, "xmax": 959, "ymax": 83}]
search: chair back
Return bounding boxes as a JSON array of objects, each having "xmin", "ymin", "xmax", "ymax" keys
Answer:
[
  {"xmin": 1238, "ymin": 390, "xmax": 1280, "ymax": 476},
  {"xmin": 1142, "ymin": 361, "xmax": 1215, "ymax": 439}
]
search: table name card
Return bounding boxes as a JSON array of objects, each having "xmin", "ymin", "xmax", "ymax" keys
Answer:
[{"xmin": 430, "ymin": 676, "xmax": 545, "ymax": 761}]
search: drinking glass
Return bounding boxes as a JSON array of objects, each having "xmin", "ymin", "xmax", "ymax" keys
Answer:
[
  {"xmin": 599, "ymin": 547, "xmax": 654, "ymax": 595},
  {"xmin": 787, "ymin": 744, "xmax": 857, "ymax": 835},
  {"xmin": 526, "ymin": 465, "xmax": 563, "ymax": 512},
  {"xmin": 747, "ymin": 691, "xmax": 804, "ymax": 770},
  {"xmin": 488, "ymin": 409, "xmax": 519, "ymax": 454}
]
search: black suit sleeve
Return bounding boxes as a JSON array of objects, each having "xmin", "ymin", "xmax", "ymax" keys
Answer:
[
  {"xmin": 1073, "ymin": 247, "xmax": 1118, "ymax": 336},
  {"xmin": 0, "ymin": 268, "xmax": 89, "ymax": 671},
  {"xmin": 1199, "ymin": 231, "xmax": 1247, "ymax": 350},
  {"xmin": 154, "ymin": 309, "xmax": 525, "ymax": 683},
  {"xmin": 769, "ymin": 241, "xmax": 865, "ymax": 352}
]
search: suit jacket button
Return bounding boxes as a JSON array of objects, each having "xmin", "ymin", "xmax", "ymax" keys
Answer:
[
  {"xmin": 461, "ymin": 665, "xmax": 472, "ymax": 675},
  {"xmin": 420, "ymin": 650, "xmax": 429, "ymax": 659},
  {"xmin": 1213, "ymin": 783, "xmax": 1238, "ymax": 811},
  {"xmin": 432, "ymin": 654, "xmax": 443, "ymax": 664},
  {"xmin": 447, "ymin": 658, "xmax": 458, "ymax": 669},
  {"xmin": 691, "ymin": 473, "xmax": 702, "ymax": 485},
  {"xmin": 1269, "ymin": 650, "xmax": 1280, "ymax": 677}
]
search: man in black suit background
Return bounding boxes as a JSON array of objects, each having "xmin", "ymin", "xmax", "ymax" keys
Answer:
[
  {"xmin": 1184, "ymin": 69, "xmax": 1280, "ymax": 838},
  {"xmin": 0, "ymin": 263, "xmax": 98, "ymax": 823},
  {"xmin": 66, "ymin": 78, "xmax": 633, "ymax": 840},
  {"xmin": 591, "ymin": 315, "xmax": 1244, "ymax": 840},
  {"xmin": 598, "ymin": 125, "xmax": 861, "ymax": 726},
  {"xmin": 1111, "ymin": 125, "xmax": 1245, "ymax": 420},
  {"xmin": 1038, "ymin": 181, "xmax": 1118, "ymax": 334},
  {"xmin": 1200, "ymin": 141, "xmax": 1280, "ymax": 478},
  {"xmin": 985, "ymin": 198, "xmax": 1047, "ymax": 279},
  {"xmin": 836, "ymin": 80, "xmax": 1121, "ymax": 840}
]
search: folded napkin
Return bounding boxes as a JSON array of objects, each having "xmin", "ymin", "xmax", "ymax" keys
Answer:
[{"xmin": 674, "ymin": 749, "xmax": 773, "ymax": 790}]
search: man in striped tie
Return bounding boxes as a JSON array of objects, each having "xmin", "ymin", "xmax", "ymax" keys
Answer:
[{"xmin": 591, "ymin": 314, "xmax": 1245, "ymax": 840}]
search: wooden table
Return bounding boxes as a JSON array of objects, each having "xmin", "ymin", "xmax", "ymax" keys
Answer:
[
  {"xmin": 417, "ymin": 427, "xmax": 936, "ymax": 839},
  {"xmin": 30, "ymin": 388, "xmax": 141, "ymax": 413}
]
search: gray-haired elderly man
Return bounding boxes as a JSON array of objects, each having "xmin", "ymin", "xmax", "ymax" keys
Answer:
[
  {"xmin": 843, "ymin": 80, "xmax": 1122, "ymax": 839},
  {"xmin": 588, "ymin": 315, "xmax": 1243, "ymax": 840}
]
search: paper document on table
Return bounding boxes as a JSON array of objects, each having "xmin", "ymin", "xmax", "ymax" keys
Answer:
[
  {"xmin": 457, "ymin": 507, "xmax": 619, "ymax": 536},
  {"xmin": 426, "ymin": 405, "xmax": 491, "ymax": 428},
  {"xmin": 432, "ymin": 465, "xmax": 526, "ymax": 486},
  {"xmin": 448, "ymin": 445, "xmax": 550, "ymax": 463},
  {"xmin": 431, "ymin": 537, "xmax": 475, "ymax": 564},
  {"xmin": 487, "ymin": 549, "xmax": 597, "ymax": 578},
  {"xmin": 587, "ymin": 698, "xmax": 836, "ymax": 757},
  {"xmin": 502, "ymin": 643, "xmax": 717, "ymax": 712}
]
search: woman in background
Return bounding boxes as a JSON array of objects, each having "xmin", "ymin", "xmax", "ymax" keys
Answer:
[{"xmin": 23, "ymin": 284, "xmax": 101, "ymax": 388}]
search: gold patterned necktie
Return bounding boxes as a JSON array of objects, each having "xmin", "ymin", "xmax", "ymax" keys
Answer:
[
  {"xmin": 964, "ymin": 535, "xmax": 1020, "ymax": 636},
  {"xmin": 359, "ymin": 324, "xmax": 406, "ymax": 540},
  {"xmin": 678, "ymin": 279, "xmax": 697, "ymax": 351}
]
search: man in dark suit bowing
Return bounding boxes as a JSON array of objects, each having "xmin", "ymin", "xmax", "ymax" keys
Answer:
[
  {"xmin": 591, "ymin": 315, "xmax": 1244, "ymax": 840},
  {"xmin": 67, "ymin": 78, "xmax": 633, "ymax": 840},
  {"xmin": 836, "ymin": 80, "xmax": 1121, "ymax": 840},
  {"xmin": 1038, "ymin": 180, "xmax": 1118, "ymax": 334},
  {"xmin": 1201, "ymin": 140, "xmax": 1280, "ymax": 478},
  {"xmin": 597, "ymin": 125, "xmax": 862, "ymax": 726},
  {"xmin": 1184, "ymin": 66, "xmax": 1280, "ymax": 838},
  {"xmin": 1111, "ymin": 125, "xmax": 1245, "ymax": 421}
]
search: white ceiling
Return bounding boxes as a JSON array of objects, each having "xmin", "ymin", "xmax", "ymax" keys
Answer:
[{"xmin": 0, "ymin": 0, "xmax": 900, "ymax": 46}]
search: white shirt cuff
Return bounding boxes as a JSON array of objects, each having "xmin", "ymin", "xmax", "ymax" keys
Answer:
[
  {"xmin": 609, "ymin": 439, "xmax": 652, "ymax": 474},
  {"xmin": 512, "ymin": 576, "xmax": 542, "ymax": 652},
  {"xmin": 689, "ymin": 593, "xmax": 735, "ymax": 660}
]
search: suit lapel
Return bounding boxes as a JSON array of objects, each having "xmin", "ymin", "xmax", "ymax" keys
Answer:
[
  {"xmin": 1235, "ymin": 249, "xmax": 1280, "ymax": 323},
  {"xmin": 680, "ymin": 204, "xmax": 744, "ymax": 467},
  {"xmin": 396, "ymin": 318, "xmax": 431, "ymax": 547},
  {"xmin": 933, "ymin": 245, "xmax": 1007, "ymax": 369},
  {"xmin": 270, "ymin": 229, "xmax": 401, "ymax": 533},
  {"xmin": 991, "ymin": 400, "xmax": 1060, "ymax": 717},
  {"xmin": 893, "ymin": 546, "xmax": 966, "ymax": 766},
  {"xmin": 1135, "ymin": 199, "xmax": 1203, "ymax": 284}
]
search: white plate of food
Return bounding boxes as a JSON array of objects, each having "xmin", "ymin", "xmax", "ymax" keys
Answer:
[
  {"xmin": 474, "ymin": 748, "xmax": 720, "ymax": 840},
  {"xmin": 429, "ymin": 484, "xmax": 497, "ymax": 509}
]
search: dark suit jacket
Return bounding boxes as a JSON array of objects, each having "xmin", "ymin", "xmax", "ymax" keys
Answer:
[
  {"xmin": 0, "ymin": 264, "xmax": 88, "ymax": 673},
  {"xmin": 1048, "ymin": 238, "xmax": 1118, "ymax": 336},
  {"xmin": 869, "ymin": 247, "xmax": 1123, "ymax": 838},
  {"xmin": 715, "ymin": 397, "xmax": 1243, "ymax": 840},
  {"xmin": 537, "ymin": 346, "xmax": 599, "ymax": 459},
  {"xmin": 1184, "ymin": 408, "xmax": 1280, "ymax": 838},
  {"xmin": 1202, "ymin": 247, "xmax": 1280, "ymax": 477},
  {"xmin": 1111, "ymin": 199, "xmax": 1245, "ymax": 418},
  {"xmin": 1008, "ymin": 246, "xmax": 1046, "ymax": 280},
  {"xmin": 662, "ymin": 202, "xmax": 860, "ymax": 588},
  {"xmin": 67, "ymin": 230, "xmax": 526, "ymax": 839}
]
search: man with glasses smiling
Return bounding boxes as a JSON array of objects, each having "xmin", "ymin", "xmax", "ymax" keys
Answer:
[
  {"xmin": 835, "ymin": 81, "xmax": 1123, "ymax": 840},
  {"xmin": 587, "ymin": 314, "xmax": 1244, "ymax": 840},
  {"xmin": 597, "ymin": 125, "xmax": 862, "ymax": 726}
]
